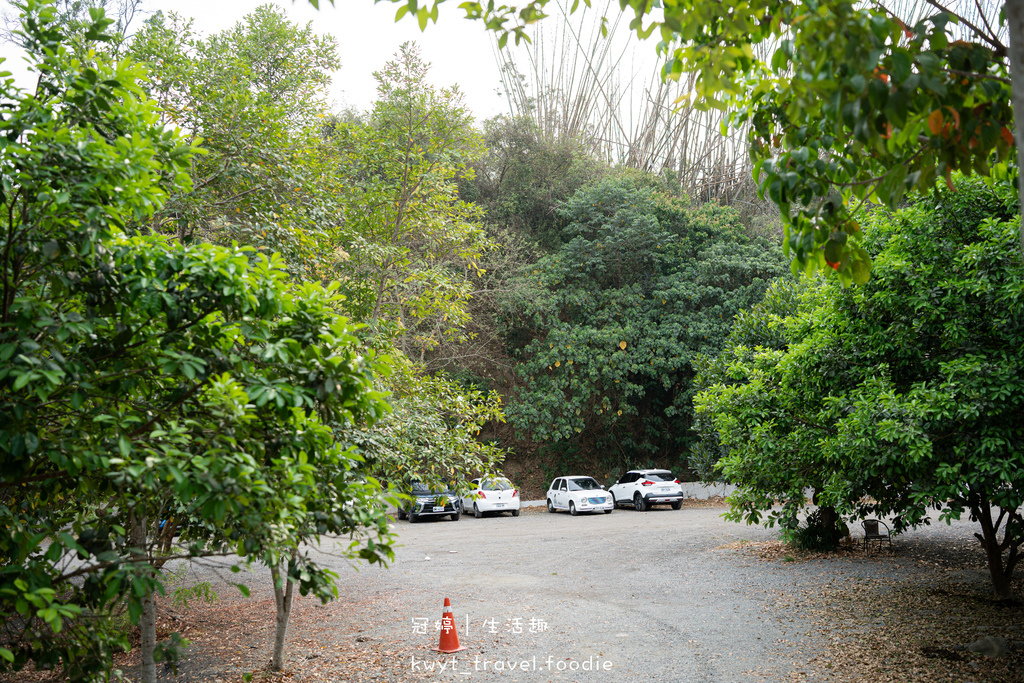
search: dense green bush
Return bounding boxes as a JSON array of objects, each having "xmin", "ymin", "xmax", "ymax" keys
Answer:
[
  {"xmin": 695, "ymin": 176, "xmax": 1023, "ymax": 596},
  {"xmin": 502, "ymin": 175, "xmax": 788, "ymax": 467},
  {"xmin": 781, "ymin": 508, "xmax": 850, "ymax": 552},
  {"xmin": 462, "ymin": 115, "xmax": 605, "ymax": 251}
]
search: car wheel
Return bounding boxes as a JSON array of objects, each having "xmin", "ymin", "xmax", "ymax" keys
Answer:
[
  {"xmin": 512, "ymin": 509, "xmax": 520, "ymax": 517},
  {"xmin": 451, "ymin": 510, "xmax": 461, "ymax": 521},
  {"xmin": 610, "ymin": 493, "xmax": 618, "ymax": 508},
  {"xmin": 633, "ymin": 493, "xmax": 646, "ymax": 512},
  {"xmin": 397, "ymin": 509, "xmax": 408, "ymax": 520},
  {"xmin": 547, "ymin": 499, "xmax": 555, "ymax": 513},
  {"xmin": 474, "ymin": 503, "xmax": 482, "ymax": 519},
  {"xmin": 604, "ymin": 508, "xmax": 612, "ymax": 514},
  {"xmin": 671, "ymin": 501, "xmax": 682, "ymax": 510},
  {"xmin": 409, "ymin": 511, "xmax": 419, "ymax": 523},
  {"xmin": 569, "ymin": 501, "xmax": 578, "ymax": 516}
]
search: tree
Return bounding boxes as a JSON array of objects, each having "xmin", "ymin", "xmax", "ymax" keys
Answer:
[
  {"xmin": 688, "ymin": 276, "xmax": 807, "ymax": 480},
  {"xmin": 322, "ymin": 44, "xmax": 511, "ymax": 492},
  {"xmin": 129, "ymin": 14, "xmax": 405, "ymax": 670},
  {"xmin": 1, "ymin": 0, "xmax": 144, "ymax": 55},
  {"xmin": 503, "ymin": 175, "xmax": 788, "ymax": 469},
  {"xmin": 694, "ymin": 176, "xmax": 1023, "ymax": 597},
  {"xmin": 0, "ymin": 3, "xmax": 393, "ymax": 680},
  {"xmin": 352, "ymin": 364, "xmax": 507, "ymax": 488},
  {"xmin": 127, "ymin": 4, "xmax": 343, "ymax": 274},
  {"xmin": 327, "ymin": 42, "xmax": 492, "ymax": 362},
  {"xmin": 461, "ymin": 114, "xmax": 605, "ymax": 251},
  {"xmin": 378, "ymin": 0, "xmax": 1019, "ymax": 284}
]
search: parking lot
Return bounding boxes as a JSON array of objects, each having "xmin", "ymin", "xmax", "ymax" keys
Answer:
[
  {"xmin": 287, "ymin": 504, "xmax": 985, "ymax": 682},
  {"xmin": 368, "ymin": 505, "xmax": 784, "ymax": 681},
  {"xmin": 144, "ymin": 502, "xmax": 1000, "ymax": 683}
]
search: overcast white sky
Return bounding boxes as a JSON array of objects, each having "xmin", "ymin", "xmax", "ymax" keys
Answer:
[
  {"xmin": 154, "ymin": 0, "xmax": 511, "ymax": 119},
  {"xmin": 2, "ymin": 0, "xmax": 513, "ymax": 120},
  {"xmin": 1, "ymin": 0, "xmax": 676, "ymax": 126}
]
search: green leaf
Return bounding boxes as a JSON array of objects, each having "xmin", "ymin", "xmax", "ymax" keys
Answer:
[
  {"xmin": 12, "ymin": 372, "xmax": 33, "ymax": 391},
  {"xmin": 917, "ymin": 51, "xmax": 940, "ymax": 73},
  {"xmin": 889, "ymin": 50, "xmax": 912, "ymax": 82},
  {"xmin": 884, "ymin": 88, "xmax": 908, "ymax": 128},
  {"xmin": 850, "ymin": 251, "xmax": 871, "ymax": 285}
]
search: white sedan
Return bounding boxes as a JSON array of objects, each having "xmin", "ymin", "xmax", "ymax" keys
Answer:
[
  {"xmin": 462, "ymin": 477, "xmax": 521, "ymax": 517},
  {"xmin": 545, "ymin": 476, "xmax": 614, "ymax": 515}
]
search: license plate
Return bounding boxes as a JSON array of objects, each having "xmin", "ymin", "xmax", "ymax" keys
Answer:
[
  {"xmin": 659, "ymin": 487, "xmax": 670, "ymax": 492},
  {"xmin": 494, "ymin": 503, "xmax": 505, "ymax": 507},
  {"xmin": 432, "ymin": 506, "xmax": 445, "ymax": 512}
]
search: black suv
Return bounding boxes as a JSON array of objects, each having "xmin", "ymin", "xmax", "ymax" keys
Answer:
[{"xmin": 397, "ymin": 481, "xmax": 462, "ymax": 522}]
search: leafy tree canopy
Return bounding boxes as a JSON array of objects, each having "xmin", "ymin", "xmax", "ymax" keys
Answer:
[
  {"xmin": 461, "ymin": 114, "xmax": 606, "ymax": 251},
  {"xmin": 0, "ymin": 2, "xmax": 392, "ymax": 676},
  {"xmin": 328, "ymin": 42, "xmax": 490, "ymax": 355},
  {"xmin": 316, "ymin": 43, "xmax": 508, "ymax": 491},
  {"xmin": 694, "ymin": 176, "xmax": 1023, "ymax": 597},
  {"xmin": 128, "ymin": 4, "xmax": 342, "ymax": 272},
  {"xmin": 503, "ymin": 175, "xmax": 788, "ymax": 468},
  {"xmin": 376, "ymin": 0, "xmax": 1018, "ymax": 285},
  {"xmin": 352, "ymin": 366, "xmax": 506, "ymax": 488}
]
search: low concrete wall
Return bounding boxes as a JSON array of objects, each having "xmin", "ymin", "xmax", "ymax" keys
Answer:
[{"xmin": 679, "ymin": 482, "xmax": 736, "ymax": 499}]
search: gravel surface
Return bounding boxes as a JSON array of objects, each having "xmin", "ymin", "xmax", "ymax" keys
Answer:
[{"xmin": 106, "ymin": 505, "xmax": 1020, "ymax": 683}]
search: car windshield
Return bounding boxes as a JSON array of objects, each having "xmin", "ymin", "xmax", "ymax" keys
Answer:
[
  {"xmin": 411, "ymin": 482, "xmax": 452, "ymax": 495},
  {"xmin": 645, "ymin": 471, "xmax": 676, "ymax": 482},
  {"xmin": 567, "ymin": 477, "xmax": 602, "ymax": 491},
  {"xmin": 481, "ymin": 478, "xmax": 513, "ymax": 491}
]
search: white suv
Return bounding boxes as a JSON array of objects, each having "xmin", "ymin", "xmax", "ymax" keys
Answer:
[{"xmin": 608, "ymin": 469, "xmax": 684, "ymax": 511}]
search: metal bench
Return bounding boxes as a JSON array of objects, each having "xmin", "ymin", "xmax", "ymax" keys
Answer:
[{"xmin": 861, "ymin": 518, "xmax": 892, "ymax": 553}]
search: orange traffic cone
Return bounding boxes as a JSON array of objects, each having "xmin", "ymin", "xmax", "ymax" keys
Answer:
[{"xmin": 433, "ymin": 597, "xmax": 467, "ymax": 653}]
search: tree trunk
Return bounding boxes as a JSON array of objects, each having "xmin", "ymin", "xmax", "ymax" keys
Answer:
[
  {"xmin": 1006, "ymin": 0, "xmax": 1024, "ymax": 262},
  {"xmin": 130, "ymin": 513, "xmax": 157, "ymax": 683},
  {"xmin": 975, "ymin": 502, "xmax": 1014, "ymax": 600},
  {"xmin": 810, "ymin": 491, "xmax": 844, "ymax": 546},
  {"xmin": 818, "ymin": 504, "xmax": 837, "ymax": 534},
  {"xmin": 270, "ymin": 559, "xmax": 295, "ymax": 672}
]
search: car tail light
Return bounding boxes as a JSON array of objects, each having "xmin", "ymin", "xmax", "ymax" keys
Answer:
[
  {"xmin": 512, "ymin": 489, "xmax": 518, "ymax": 498},
  {"xmin": 674, "ymin": 479, "xmax": 681, "ymax": 484},
  {"xmin": 477, "ymin": 491, "xmax": 486, "ymax": 499},
  {"xmin": 641, "ymin": 480, "xmax": 654, "ymax": 486}
]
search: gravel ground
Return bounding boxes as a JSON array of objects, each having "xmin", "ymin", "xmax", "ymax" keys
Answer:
[{"xmin": 105, "ymin": 505, "xmax": 1021, "ymax": 683}]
